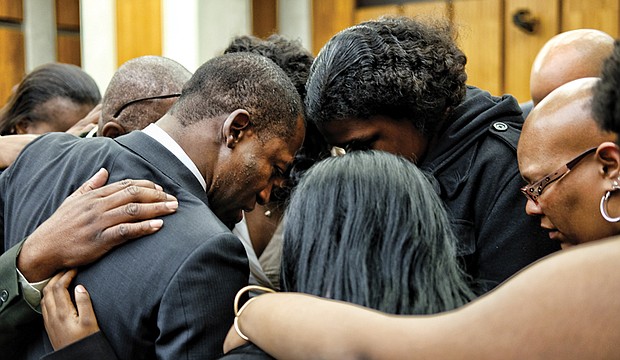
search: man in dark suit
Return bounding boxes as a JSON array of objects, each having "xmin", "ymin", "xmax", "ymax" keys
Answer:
[
  {"xmin": 0, "ymin": 52, "xmax": 305, "ymax": 359},
  {"xmin": 0, "ymin": 56, "xmax": 191, "ymax": 349}
]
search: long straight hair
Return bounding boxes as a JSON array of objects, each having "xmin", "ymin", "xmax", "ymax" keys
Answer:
[
  {"xmin": 281, "ymin": 151, "xmax": 474, "ymax": 314},
  {"xmin": 0, "ymin": 63, "xmax": 100, "ymax": 135}
]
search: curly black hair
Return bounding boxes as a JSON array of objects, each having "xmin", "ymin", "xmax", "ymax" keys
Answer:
[
  {"xmin": 305, "ymin": 17, "xmax": 467, "ymax": 138},
  {"xmin": 593, "ymin": 40, "xmax": 620, "ymax": 139},
  {"xmin": 224, "ymin": 34, "xmax": 314, "ymax": 100}
]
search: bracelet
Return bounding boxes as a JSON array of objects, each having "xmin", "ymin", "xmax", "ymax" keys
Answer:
[{"xmin": 233, "ymin": 285, "xmax": 276, "ymax": 341}]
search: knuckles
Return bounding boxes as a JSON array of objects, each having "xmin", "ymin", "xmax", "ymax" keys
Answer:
[{"xmin": 124, "ymin": 203, "xmax": 139, "ymax": 216}]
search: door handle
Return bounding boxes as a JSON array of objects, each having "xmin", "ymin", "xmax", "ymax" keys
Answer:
[{"xmin": 513, "ymin": 9, "xmax": 538, "ymax": 33}]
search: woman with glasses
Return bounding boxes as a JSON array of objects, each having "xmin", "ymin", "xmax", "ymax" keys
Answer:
[
  {"xmin": 214, "ymin": 41, "xmax": 620, "ymax": 359},
  {"xmin": 517, "ymin": 77, "xmax": 618, "ymax": 249}
]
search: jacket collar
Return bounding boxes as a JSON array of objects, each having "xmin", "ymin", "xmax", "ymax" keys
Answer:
[{"xmin": 114, "ymin": 131, "xmax": 210, "ymax": 206}]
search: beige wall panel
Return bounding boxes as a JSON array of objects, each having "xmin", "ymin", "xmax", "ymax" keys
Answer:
[
  {"xmin": 0, "ymin": 28, "xmax": 25, "ymax": 105},
  {"xmin": 402, "ymin": 0, "xmax": 448, "ymax": 20},
  {"xmin": 453, "ymin": 0, "xmax": 503, "ymax": 96},
  {"xmin": 56, "ymin": 0, "xmax": 79, "ymax": 30},
  {"xmin": 0, "ymin": 0, "xmax": 23, "ymax": 21},
  {"xmin": 562, "ymin": 0, "xmax": 619, "ymax": 37},
  {"xmin": 253, "ymin": 0, "xmax": 278, "ymax": 38},
  {"xmin": 504, "ymin": 0, "xmax": 559, "ymax": 103},
  {"xmin": 312, "ymin": 0, "xmax": 355, "ymax": 54},
  {"xmin": 116, "ymin": 0, "xmax": 162, "ymax": 67},
  {"xmin": 355, "ymin": 4, "xmax": 400, "ymax": 24},
  {"xmin": 57, "ymin": 33, "xmax": 80, "ymax": 66}
]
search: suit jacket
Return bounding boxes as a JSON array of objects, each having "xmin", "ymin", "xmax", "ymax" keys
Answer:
[{"xmin": 0, "ymin": 132, "xmax": 249, "ymax": 359}]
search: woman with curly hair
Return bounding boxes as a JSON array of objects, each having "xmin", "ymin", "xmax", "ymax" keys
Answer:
[{"xmin": 305, "ymin": 17, "xmax": 558, "ymax": 294}]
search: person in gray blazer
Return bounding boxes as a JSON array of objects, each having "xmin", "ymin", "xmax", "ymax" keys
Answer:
[{"xmin": 0, "ymin": 52, "xmax": 305, "ymax": 359}]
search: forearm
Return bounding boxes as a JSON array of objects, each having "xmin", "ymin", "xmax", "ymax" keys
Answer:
[
  {"xmin": 0, "ymin": 134, "xmax": 37, "ymax": 169},
  {"xmin": 234, "ymin": 239, "xmax": 620, "ymax": 359},
  {"xmin": 236, "ymin": 293, "xmax": 420, "ymax": 360},
  {"xmin": 16, "ymin": 232, "xmax": 62, "ymax": 282}
]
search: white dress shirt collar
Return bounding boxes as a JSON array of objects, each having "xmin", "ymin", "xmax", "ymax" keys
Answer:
[{"xmin": 141, "ymin": 123, "xmax": 207, "ymax": 191}]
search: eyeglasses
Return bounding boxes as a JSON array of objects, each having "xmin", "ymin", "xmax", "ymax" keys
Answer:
[
  {"xmin": 113, "ymin": 93, "xmax": 181, "ymax": 118},
  {"xmin": 520, "ymin": 147, "xmax": 597, "ymax": 203}
]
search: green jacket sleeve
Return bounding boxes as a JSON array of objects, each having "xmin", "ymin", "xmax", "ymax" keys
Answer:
[{"xmin": 0, "ymin": 239, "xmax": 41, "ymax": 355}]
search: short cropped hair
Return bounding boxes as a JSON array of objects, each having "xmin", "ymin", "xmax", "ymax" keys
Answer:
[
  {"xmin": 101, "ymin": 56, "xmax": 191, "ymax": 132},
  {"xmin": 171, "ymin": 52, "xmax": 302, "ymax": 141},
  {"xmin": 593, "ymin": 40, "xmax": 620, "ymax": 138},
  {"xmin": 305, "ymin": 17, "xmax": 467, "ymax": 138},
  {"xmin": 0, "ymin": 63, "xmax": 101, "ymax": 135},
  {"xmin": 224, "ymin": 34, "xmax": 314, "ymax": 100},
  {"xmin": 224, "ymin": 34, "xmax": 328, "ymax": 201},
  {"xmin": 281, "ymin": 151, "xmax": 474, "ymax": 315}
]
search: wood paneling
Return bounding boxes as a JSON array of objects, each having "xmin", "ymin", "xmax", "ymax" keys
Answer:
[
  {"xmin": 402, "ymin": 0, "xmax": 448, "ymax": 20},
  {"xmin": 0, "ymin": 0, "xmax": 23, "ymax": 22},
  {"xmin": 57, "ymin": 33, "xmax": 80, "ymax": 66},
  {"xmin": 562, "ymin": 0, "xmax": 619, "ymax": 37},
  {"xmin": 56, "ymin": 0, "xmax": 80, "ymax": 31},
  {"xmin": 0, "ymin": 28, "xmax": 25, "ymax": 105},
  {"xmin": 252, "ymin": 0, "xmax": 277, "ymax": 39},
  {"xmin": 355, "ymin": 4, "xmax": 400, "ymax": 24},
  {"xmin": 453, "ymin": 0, "xmax": 503, "ymax": 96},
  {"xmin": 312, "ymin": 0, "xmax": 355, "ymax": 54},
  {"xmin": 116, "ymin": 0, "xmax": 162, "ymax": 67},
  {"xmin": 504, "ymin": 0, "xmax": 560, "ymax": 103}
]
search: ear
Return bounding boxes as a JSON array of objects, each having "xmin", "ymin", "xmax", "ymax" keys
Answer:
[
  {"xmin": 596, "ymin": 142, "xmax": 620, "ymax": 180},
  {"xmin": 101, "ymin": 121, "xmax": 126, "ymax": 139},
  {"xmin": 222, "ymin": 109, "xmax": 251, "ymax": 149},
  {"xmin": 14, "ymin": 119, "xmax": 30, "ymax": 134}
]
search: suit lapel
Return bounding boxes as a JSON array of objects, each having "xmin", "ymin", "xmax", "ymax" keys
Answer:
[{"xmin": 114, "ymin": 131, "xmax": 210, "ymax": 206}]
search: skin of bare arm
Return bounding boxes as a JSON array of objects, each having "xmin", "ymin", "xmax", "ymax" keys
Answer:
[
  {"xmin": 65, "ymin": 104, "xmax": 101, "ymax": 137},
  {"xmin": 226, "ymin": 237, "xmax": 620, "ymax": 360},
  {"xmin": 0, "ymin": 134, "xmax": 38, "ymax": 169}
]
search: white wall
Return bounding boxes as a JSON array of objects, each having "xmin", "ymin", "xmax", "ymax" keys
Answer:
[
  {"xmin": 23, "ymin": 0, "xmax": 56, "ymax": 71},
  {"xmin": 162, "ymin": 0, "xmax": 200, "ymax": 72},
  {"xmin": 163, "ymin": 0, "xmax": 251, "ymax": 72},
  {"xmin": 79, "ymin": 0, "xmax": 311, "ymax": 90},
  {"xmin": 278, "ymin": 0, "xmax": 312, "ymax": 51},
  {"xmin": 80, "ymin": 0, "xmax": 117, "ymax": 94}
]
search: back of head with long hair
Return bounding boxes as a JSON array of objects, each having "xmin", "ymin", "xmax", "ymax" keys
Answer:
[
  {"xmin": 0, "ymin": 63, "xmax": 100, "ymax": 135},
  {"xmin": 281, "ymin": 151, "xmax": 474, "ymax": 314}
]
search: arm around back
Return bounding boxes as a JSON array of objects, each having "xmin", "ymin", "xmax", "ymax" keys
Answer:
[{"xmin": 228, "ymin": 237, "xmax": 620, "ymax": 359}]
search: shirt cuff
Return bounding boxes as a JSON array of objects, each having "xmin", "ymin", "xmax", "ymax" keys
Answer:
[{"xmin": 16, "ymin": 267, "xmax": 50, "ymax": 311}]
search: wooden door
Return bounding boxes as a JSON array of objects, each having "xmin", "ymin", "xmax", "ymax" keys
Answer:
[
  {"xmin": 504, "ymin": 0, "xmax": 560, "ymax": 103},
  {"xmin": 355, "ymin": 4, "xmax": 400, "ymax": 24},
  {"xmin": 453, "ymin": 0, "xmax": 503, "ymax": 96},
  {"xmin": 562, "ymin": 0, "xmax": 619, "ymax": 36},
  {"xmin": 56, "ymin": 0, "xmax": 81, "ymax": 65},
  {"xmin": 312, "ymin": 0, "xmax": 355, "ymax": 54},
  {"xmin": 252, "ymin": 0, "xmax": 278, "ymax": 38},
  {"xmin": 116, "ymin": 0, "xmax": 162, "ymax": 67},
  {"xmin": 401, "ymin": 0, "xmax": 448, "ymax": 20},
  {"xmin": 0, "ymin": 0, "xmax": 24, "ymax": 104}
]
